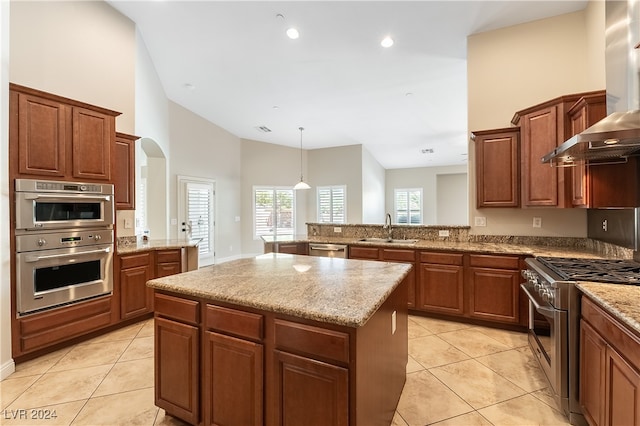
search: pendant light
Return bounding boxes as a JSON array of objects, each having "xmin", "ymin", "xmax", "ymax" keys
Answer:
[{"xmin": 293, "ymin": 126, "xmax": 310, "ymax": 190}]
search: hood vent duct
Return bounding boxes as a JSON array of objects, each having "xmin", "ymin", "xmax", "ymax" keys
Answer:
[{"xmin": 543, "ymin": 0, "xmax": 640, "ymax": 166}]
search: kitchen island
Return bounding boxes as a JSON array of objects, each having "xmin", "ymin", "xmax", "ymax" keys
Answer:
[{"xmin": 147, "ymin": 253, "xmax": 412, "ymax": 426}]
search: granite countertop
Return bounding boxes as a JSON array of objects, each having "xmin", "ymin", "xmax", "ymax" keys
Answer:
[
  {"xmin": 576, "ymin": 282, "xmax": 640, "ymax": 338},
  {"xmin": 147, "ymin": 253, "xmax": 412, "ymax": 328},
  {"xmin": 117, "ymin": 238, "xmax": 201, "ymax": 254},
  {"xmin": 301, "ymin": 236, "xmax": 604, "ymax": 259}
]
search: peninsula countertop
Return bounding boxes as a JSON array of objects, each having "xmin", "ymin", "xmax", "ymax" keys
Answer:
[
  {"xmin": 147, "ymin": 253, "xmax": 412, "ymax": 327},
  {"xmin": 117, "ymin": 238, "xmax": 201, "ymax": 255}
]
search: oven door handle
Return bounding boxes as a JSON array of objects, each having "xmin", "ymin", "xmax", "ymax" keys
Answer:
[
  {"xmin": 24, "ymin": 247, "xmax": 112, "ymax": 263},
  {"xmin": 24, "ymin": 194, "xmax": 112, "ymax": 202},
  {"xmin": 520, "ymin": 283, "xmax": 556, "ymax": 319}
]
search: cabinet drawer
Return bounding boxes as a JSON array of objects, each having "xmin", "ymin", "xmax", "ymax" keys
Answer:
[
  {"xmin": 469, "ymin": 254, "xmax": 519, "ymax": 270},
  {"xmin": 382, "ymin": 249, "xmax": 416, "ymax": 262},
  {"xmin": 205, "ymin": 304, "xmax": 264, "ymax": 341},
  {"xmin": 156, "ymin": 249, "xmax": 182, "ymax": 263},
  {"xmin": 120, "ymin": 252, "xmax": 151, "ymax": 269},
  {"xmin": 349, "ymin": 246, "xmax": 380, "ymax": 260},
  {"xmin": 154, "ymin": 293, "xmax": 200, "ymax": 325},
  {"xmin": 419, "ymin": 251, "xmax": 463, "ymax": 265},
  {"xmin": 274, "ymin": 319, "xmax": 349, "ymax": 364}
]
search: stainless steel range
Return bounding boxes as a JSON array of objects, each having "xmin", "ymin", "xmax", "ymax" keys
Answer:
[{"xmin": 521, "ymin": 256, "xmax": 640, "ymax": 426}]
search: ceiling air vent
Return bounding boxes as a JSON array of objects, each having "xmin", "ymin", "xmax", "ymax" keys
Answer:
[{"xmin": 255, "ymin": 126, "xmax": 272, "ymax": 133}]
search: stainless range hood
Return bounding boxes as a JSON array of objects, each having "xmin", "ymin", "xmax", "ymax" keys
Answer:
[{"xmin": 543, "ymin": 0, "xmax": 640, "ymax": 166}]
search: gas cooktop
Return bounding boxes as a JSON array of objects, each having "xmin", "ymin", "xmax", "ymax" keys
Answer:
[{"xmin": 537, "ymin": 257, "xmax": 640, "ymax": 285}]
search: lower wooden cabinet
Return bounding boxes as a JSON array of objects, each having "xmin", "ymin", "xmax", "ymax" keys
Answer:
[
  {"xmin": 417, "ymin": 252, "xmax": 464, "ymax": 315},
  {"xmin": 580, "ymin": 295, "xmax": 640, "ymax": 426},
  {"xmin": 273, "ymin": 350, "xmax": 349, "ymax": 426},
  {"xmin": 274, "ymin": 242, "xmax": 308, "ymax": 255},
  {"xmin": 119, "ymin": 252, "xmax": 153, "ymax": 319},
  {"xmin": 155, "ymin": 249, "xmax": 182, "ymax": 278}
]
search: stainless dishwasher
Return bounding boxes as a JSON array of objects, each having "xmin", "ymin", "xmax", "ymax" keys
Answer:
[{"xmin": 308, "ymin": 243, "xmax": 348, "ymax": 258}]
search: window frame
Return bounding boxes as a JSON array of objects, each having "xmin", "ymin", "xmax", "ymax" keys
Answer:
[
  {"xmin": 316, "ymin": 185, "xmax": 347, "ymax": 224},
  {"xmin": 253, "ymin": 186, "xmax": 296, "ymax": 239},
  {"xmin": 394, "ymin": 188, "xmax": 423, "ymax": 225}
]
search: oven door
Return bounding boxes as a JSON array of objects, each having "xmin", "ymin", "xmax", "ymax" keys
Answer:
[
  {"xmin": 521, "ymin": 283, "xmax": 569, "ymax": 414},
  {"xmin": 16, "ymin": 244, "xmax": 113, "ymax": 315},
  {"xmin": 15, "ymin": 192, "xmax": 114, "ymax": 231}
]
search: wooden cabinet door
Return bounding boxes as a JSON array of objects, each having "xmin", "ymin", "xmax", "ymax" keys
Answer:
[
  {"xmin": 605, "ymin": 347, "xmax": 640, "ymax": 426},
  {"xmin": 72, "ymin": 106, "xmax": 113, "ymax": 181},
  {"xmin": 381, "ymin": 249, "xmax": 416, "ymax": 308},
  {"xmin": 156, "ymin": 262, "xmax": 182, "ymax": 278},
  {"xmin": 120, "ymin": 264, "xmax": 152, "ymax": 319},
  {"xmin": 580, "ymin": 320, "xmax": 607, "ymax": 426},
  {"xmin": 154, "ymin": 317, "xmax": 199, "ymax": 425},
  {"xmin": 521, "ymin": 106, "xmax": 559, "ymax": 207},
  {"xmin": 114, "ymin": 132, "xmax": 138, "ymax": 210},
  {"xmin": 16, "ymin": 92, "xmax": 68, "ymax": 177},
  {"xmin": 273, "ymin": 350, "xmax": 348, "ymax": 426},
  {"xmin": 467, "ymin": 267, "xmax": 520, "ymax": 323},
  {"xmin": 349, "ymin": 246, "xmax": 380, "ymax": 260},
  {"xmin": 276, "ymin": 242, "xmax": 308, "ymax": 255},
  {"xmin": 473, "ymin": 127, "xmax": 520, "ymax": 208},
  {"xmin": 417, "ymin": 263, "xmax": 464, "ymax": 315},
  {"xmin": 203, "ymin": 332, "xmax": 263, "ymax": 426}
]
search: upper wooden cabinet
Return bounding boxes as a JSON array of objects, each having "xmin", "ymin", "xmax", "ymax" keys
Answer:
[
  {"xmin": 9, "ymin": 83, "xmax": 120, "ymax": 183},
  {"xmin": 567, "ymin": 92, "xmax": 607, "ymax": 207},
  {"xmin": 512, "ymin": 91, "xmax": 603, "ymax": 208},
  {"xmin": 115, "ymin": 132, "xmax": 139, "ymax": 210},
  {"xmin": 472, "ymin": 127, "xmax": 520, "ymax": 208}
]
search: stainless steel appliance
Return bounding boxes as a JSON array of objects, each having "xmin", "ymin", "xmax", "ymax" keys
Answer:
[
  {"xmin": 587, "ymin": 207, "xmax": 640, "ymax": 250},
  {"xmin": 308, "ymin": 243, "xmax": 348, "ymax": 258},
  {"xmin": 15, "ymin": 228, "xmax": 114, "ymax": 315},
  {"xmin": 521, "ymin": 256, "xmax": 640, "ymax": 425},
  {"xmin": 15, "ymin": 178, "xmax": 114, "ymax": 231}
]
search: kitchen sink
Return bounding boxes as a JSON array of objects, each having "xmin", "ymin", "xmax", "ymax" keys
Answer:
[{"xmin": 358, "ymin": 238, "xmax": 418, "ymax": 244}]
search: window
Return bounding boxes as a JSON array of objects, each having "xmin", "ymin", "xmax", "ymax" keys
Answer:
[
  {"xmin": 394, "ymin": 188, "xmax": 422, "ymax": 224},
  {"xmin": 254, "ymin": 187, "xmax": 295, "ymax": 238},
  {"xmin": 317, "ymin": 185, "xmax": 346, "ymax": 223}
]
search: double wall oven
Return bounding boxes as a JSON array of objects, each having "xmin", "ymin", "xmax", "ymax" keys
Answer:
[
  {"xmin": 14, "ymin": 179, "xmax": 115, "ymax": 316},
  {"xmin": 521, "ymin": 256, "xmax": 640, "ymax": 425}
]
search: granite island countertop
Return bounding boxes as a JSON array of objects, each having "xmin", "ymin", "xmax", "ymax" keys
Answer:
[
  {"xmin": 576, "ymin": 282, "xmax": 640, "ymax": 338},
  {"xmin": 147, "ymin": 253, "xmax": 412, "ymax": 327}
]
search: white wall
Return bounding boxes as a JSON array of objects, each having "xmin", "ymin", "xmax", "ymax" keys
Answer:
[
  {"xmin": 308, "ymin": 145, "xmax": 363, "ymax": 224},
  {"xmin": 437, "ymin": 173, "xmax": 468, "ymax": 225},
  {"xmin": 1, "ymin": 0, "xmax": 13, "ymax": 380},
  {"xmin": 361, "ymin": 146, "xmax": 386, "ymax": 223},
  {"xmin": 467, "ymin": 6, "xmax": 605, "ymax": 236},
  {"xmin": 168, "ymin": 102, "xmax": 242, "ymax": 263},
  {"xmin": 240, "ymin": 138, "xmax": 309, "ymax": 256},
  {"xmin": 385, "ymin": 165, "xmax": 468, "ymax": 225}
]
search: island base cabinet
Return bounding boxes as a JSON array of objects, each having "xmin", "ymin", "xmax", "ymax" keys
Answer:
[
  {"xmin": 203, "ymin": 332, "xmax": 263, "ymax": 426},
  {"xmin": 273, "ymin": 350, "xmax": 349, "ymax": 426}
]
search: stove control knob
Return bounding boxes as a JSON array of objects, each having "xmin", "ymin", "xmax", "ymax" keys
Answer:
[
  {"xmin": 37, "ymin": 238, "xmax": 46, "ymax": 247},
  {"xmin": 94, "ymin": 234, "xmax": 102, "ymax": 242}
]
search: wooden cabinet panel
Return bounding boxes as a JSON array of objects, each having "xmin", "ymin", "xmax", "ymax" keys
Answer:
[
  {"xmin": 382, "ymin": 248, "xmax": 416, "ymax": 262},
  {"xmin": 472, "ymin": 127, "xmax": 520, "ymax": 208},
  {"xmin": 275, "ymin": 242, "xmax": 308, "ymax": 255},
  {"xmin": 205, "ymin": 304, "xmax": 264, "ymax": 341},
  {"xmin": 468, "ymin": 267, "xmax": 520, "ymax": 323},
  {"xmin": 469, "ymin": 254, "xmax": 519, "ymax": 269},
  {"xmin": 119, "ymin": 252, "xmax": 152, "ymax": 320},
  {"xmin": 15, "ymin": 92, "xmax": 67, "ymax": 177},
  {"xmin": 154, "ymin": 293, "xmax": 199, "ymax": 325},
  {"xmin": 115, "ymin": 132, "xmax": 138, "ymax": 210},
  {"xmin": 155, "ymin": 317, "xmax": 199, "ymax": 425},
  {"xmin": 273, "ymin": 350, "xmax": 348, "ymax": 426},
  {"xmin": 274, "ymin": 319, "xmax": 350, "ymax": 364},
  {"xmin": 71, "ymin": 107, "xmax": 113, "ymax": 181},
  {"xmin": 590, "ymin": 157, "xmax": 640, "ymax": 208},
  {"xmin": 605, "ymin": 347, "xmax": 640, "ymax": 426},
  {"xmin": 155, "ymin": 249, "xmax": 182, "ymax": 278},
  {"xmin": 419, "ymin": 251, "xmax": 463, "ymax": 265},
  {"xmin": 349, "ymin": 246, "xmax": 380, "ymax": 260},
  {"xmin": 580, "ymin": 320, "xmax": 607, "ymax": 426},
  {"xmin": 417, "ymin": 262, "xmax": 464, "ymax": 315},
  {"xmin": 203, "ymin": 332, "xmax": 263, "ymax": 426}
]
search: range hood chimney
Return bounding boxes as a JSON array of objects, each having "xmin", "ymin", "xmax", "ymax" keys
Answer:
[{"xmin": 542, "ymin": 0, "xmax": 640, "ymax": 166}]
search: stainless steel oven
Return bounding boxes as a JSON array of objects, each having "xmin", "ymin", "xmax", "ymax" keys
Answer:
[
  {"xmin": 15, "ymin": 228, "xmax": 114, "ymax": 316},
  {"xmin": 15, "ymin": 178, "xmax": 114, "ymax": 231}
]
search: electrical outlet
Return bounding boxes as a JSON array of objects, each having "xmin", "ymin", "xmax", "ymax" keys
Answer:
[
  {"xmin": 334, "ymin": 227, "xmax": 342, "ymax": 233},
  {"xmin": 170, "ymin": 218, "xmax": 177, "ymax": 225},
  {"xmin": 474, "ymin": 216, "xmax": 487, "ymax": 227},
  {"xmin": 533, "ymin": 217, "xmax": 542, "ymax": 228},
  {"xmin": 391, "ymin": 310, "xmax": 397, "ymax": 335},
  {"xmin": 438, "ymin": 230, "xmax": 450, "ymax": 237},
  {"xmin": 124, "ymin": 218, "xmax": 133, "ymax": 229}
]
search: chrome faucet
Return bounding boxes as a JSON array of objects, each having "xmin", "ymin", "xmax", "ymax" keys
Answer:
[{"xmin": 383, "ymin": 213, "xmax": 392, "ymax": 241}]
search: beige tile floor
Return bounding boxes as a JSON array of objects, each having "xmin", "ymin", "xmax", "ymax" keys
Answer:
[{"xmin": 0, "ymin": 316, "xmax": 571, "ymax": 426}]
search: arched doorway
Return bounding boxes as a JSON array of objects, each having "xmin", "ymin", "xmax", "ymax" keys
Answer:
[{"xmin": 137, "ymin": 137, "xmax": 168, "ymax": 239}]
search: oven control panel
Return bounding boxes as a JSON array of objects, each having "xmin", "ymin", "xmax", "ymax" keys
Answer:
[
  {"xmin": 522, "ymin": 268, "xmax": 555, "ymax": 305},
  {"xmin": 16, "ymin": 229, "xmax": 114, "ymax": 253}
]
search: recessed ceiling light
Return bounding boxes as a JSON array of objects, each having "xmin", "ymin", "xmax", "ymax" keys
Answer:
[
  {"xmin": 381, "ymin": 36, "xmax": 394, "ymax": 48},
  {"xmin": 421, "ymin": 148, "xmax": 434, "ymax": 154},
  {"xmin": 405, "ymin": 92, "xmax": 413, "ymax": 97},
  {"xmin": 286, "ymin": 28, "xmax": 299, "ymax": 39},
  {"xmin": 183, "ymin": 83, "xmax": 195, "ymax": 90}
]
